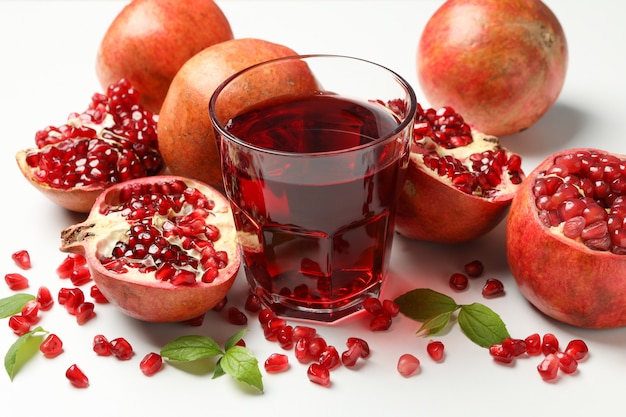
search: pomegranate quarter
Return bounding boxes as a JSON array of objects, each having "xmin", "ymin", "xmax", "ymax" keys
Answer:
[
  {"xmin": 59, "ymin": 176, "xmax": 240, "ymax": 322},
  {"xmin": 507, "ymin": 148, "xmax": 626, "ymax": 328},
  {"xmin": 395, "ymin": 105, "xmax": 524, "ymax": 243}
]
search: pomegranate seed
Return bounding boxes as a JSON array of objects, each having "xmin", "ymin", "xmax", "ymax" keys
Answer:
[
  {"xmin": 502, "ymin": 337, "xmax": 527, "ymax": 357},
  {"xmin": 36, "ymin": 286, "xmax": 54, "ymax": 310},
  {"xmin": 369, "ymin": 314, "xmax": 392, "ymax": 331},
  {"xmin": 537, "ymin": 353, "xmax": 560, "ymax": 381},
  {"xmin": 258, "ymin": 307, "xmax": 275, "ymax": 325},
  {"xmin": 449, "ymin": 272, "xmax": 469, "ymax": 291},
  {"xmin": 5, "ymin": 273, "xmax": 29, "ymax": 290},
  {"xmin": 56, "ymin": 255, "xmax": 76, "ymax": 278},
  {"xmin": 89, "ymin": 285, "xmax": 108, "ymax": 303},
  {"xmin": 264, "ymin": 353, "xmax": 289, "ymax": 373},
  {"xmin": 564, "ymin": 339, "xmax": 589, "ymax": 361},
  {"xmin": 140, "ymin": 352, "xmax": 163, "ymax": 376},
  {"xmin": 307, "ymin": 363, "xmax": 331, "ymax": 387},
  {"xmin": 542, "ymin": 333, "xmax": 559, "ymax": 355},
  {"xmin": 11, "ymin": 250, "xmax": 31, "ymax": 270},
  {"xmin": 235, "ymin": 339, "xmax": 246, "ymax": 347},
  {"xmin": 263, "ymin": 317, "xmax": 287, "ymax": 341},
  {"xmin": 62, "ymin": 288, "xmax": 85, "ymax": 315},
  {"xmin": 75, "ymin": 302, "xmax": 96, "ymax": 325},
  {"xmin": 69, "ymin": 266, "xmax": 92, "ymax": 286},
  {"xmin": 66, "ymin": 364, "xmax": 89, "ymax": 388},
  {"xmin": 488, "ymin": 343, "xmax": 513, "ymax": 364},
  {"xmin": 318, "ymin": 346, "xmax": 341, "ymax": 370},
  {"xmin": 185, "ymin": 314, "xmax": 205, "ymax": 326},
  {"xmin": 307, "ymin": 337, "xmax": 328, "ymax": 359},
  {"xmin": 382, "ymin": 299, "xmax": 400, "ymax": 317},
  {"xmin": 293, "ymin": 325, "xmax": 317, "ymax": 340},
  {"xmin": 363, "ymin": 297, "xmax": 384, "ymax": 315},
  {"xmin": 20, "ymin": 300, "xmax": 40, "ymax": 324},
  {"xmin": 341, "ymin": 342, "xmax": 363, "ymax": 367},
  {"xmin": 93, "ymin": 334, "xmax": 111, "ymax": 356},
  {"xmin": 40, "ymin": 334, "xmax": 63, "ymax": 358},
  {"xmin": 524, "ymin": 333, "xmax": 542, "ymax": 355},
  {"xmin": 426, "ymin": 340, "xmax": 445, "ymax": 362},
  {"xmin": 244, "ymin": 293, "xmax": 262, "ymax": 312},
  {"xmin": 9, "ymin": 315, "xmax": 31, "ymax": 336},
  {"xmin": 464, "ymin": 259, "xmax": 484, "ymax": 277},
  {"xmin": 276, "ymin": 325, "xmax": 294, "ymax": 350},
  {"xmin": 295, "ymin": 337, "xmax": 315, "ymax": 364},
  {"xmin": 227, "ymin": 307, "xmax": 248, "ymax": 325},
  {"xmin": 556, "ymin": 352, "xmax": 578, "ymax": 374},
  {"xmin": 110, "ymin": 337, "xmax": 134, "ymax": 360},
  {"xmin": 397, "ymin": 353, "xmax": 421, "ymax": 377},
  {"xmin": 346, "ymin": 337, "xmax": 370, "ymax": 358},
  {"xmin": 481, "ymin": 278, "xmax": 505, "ymax": 298}
]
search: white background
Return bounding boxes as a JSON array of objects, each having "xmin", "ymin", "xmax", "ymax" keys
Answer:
[{"xmin": 1, "ymin": 1, "xmax": 625, "ymax": 416}]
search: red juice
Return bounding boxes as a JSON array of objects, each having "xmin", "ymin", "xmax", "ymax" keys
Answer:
[{"xmin": 220, "ymin": 93, "xmax": 410, "ymax": 321}]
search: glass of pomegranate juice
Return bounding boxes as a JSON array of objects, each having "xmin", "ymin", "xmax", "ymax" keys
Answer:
[{"xmin": 209, "ymin": 54, "xmax": 416, "ymax": 322}]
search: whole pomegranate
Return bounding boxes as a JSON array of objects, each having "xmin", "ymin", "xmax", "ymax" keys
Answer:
[
  {"xmin": 394, "ymin": 104, "xmax": 524, "ymax": 243},
  {"xmin": 417, "ymin": 0, "xmax": 567, "ymax": 136},
  {"xmin": 60, "ymin": 175, "xmax": 240, "ymax": 322},
  {"xmin": 95, "ymin": 0, "xmax": 233, "ymax": 114},
  {"xmin": 507, "ymin": 149, "xmax": 626, "ymax": 328},
  {"xmin": 16, "ymin": 79, "xmax": 163, "ymax": 213},
  {"xmin": 158, "ymin": 38, "xmax": 318, "ymax": 188}
]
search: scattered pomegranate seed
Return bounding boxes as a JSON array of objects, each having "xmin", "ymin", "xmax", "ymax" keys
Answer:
[
  {"xmin": 5, "ymin": 273, "xmax": 29, "ymax": 291},
  {"xmin": 369, "ymin": 314, "xmax": 392, "ymax": 331},
  {"xmin": 318, "ymin": 346, "xmax": 341, "ymax": 370},
  {"xmin": 93, "ymin": 334, "xmax": 111, "ymax": 356},
  {"xmin": 276, "ymin": 325, "xmax": 294, "ymax": 350},
  {"xmin": 525, "ymin": 333, "xmax": 542, "ymax": 355},
  {"xmin": 341, "ymin": 342, "xmax": 363, "ymax": 367},
  {"xmin": 264, "ymin": 317, "xmax": 287, "ymax": 341},
  {"xmin": 89, "ymin": 285, "xmax": 108, "ymax": 303},
  {"xmin": 464, "ymin": 259, "xmax": 484, "ymax": 277},
  {"xmin": 66, "ymin": 364, "xmax": 89, "ymax": 388},
  {"xmin": 502, "ymin": 337, "xmax": 527, "ymax": 357},
  {"xmin": 75, "ymin": 302, "xmax": 96, "ymax": 325},
  {"xmin": 244, "ymin": 293, "xmax": 262, "ymax": 312},
  {"xmin": 307, "ymin": 337, "xmax": 328, "ymax": 359},
  {"xmin": 564, "ymin": 339, "xmax": 589, "ymax": 361},
  {"xmin": 9, "ymin": 315, "xmax": 31, "ymax": 336},
  {"xmin": 40, "ymin": 334, "xmax": 63, "ymax": 358},
  {"xmin": 56, "ymin": 255, "xmax": 76, "ymax": 279},
  {"xmin": 293, "ymin": 325, "xmax": 317, "ymax": 340},
  {"xmin": 488, "ymin": 343, "xmax": 513, "ymax": 364},
  {"xmin": 363, "ymin": 297, "xmax": 384, "ymax": 315},
  {"xmin": 264, "ymin": 353, "xmax": 290, "ymax": 373},
  {"xmin": 110, "ymin": 337, "xmax": 134, "ymax": 360},
  {"xmin": 60, "ymin": 287, "xmax": 85, "ymax": 315},
  {"xmin": 382, "ymin": 299, "xmax": 400, "ymax": 317},
  {"xmin": 70, "ymin": 266, "xmax": 92, "ymax": 286},
  {"xmin": 481, "ymin": 278, "xmax": 505, "ymax": 298},
  {"xmin": 541, "ymin": 333, "xmax": 559, "ymax": 355},
  {"xmin": 556, "ymin": 352, "xmax": 578, "ymax": 374},
  {"xmin": 426, "ymin": 340, "xmax": 445, "ymax": 362},
  {"xmin": 346, "ymin": 337, "xmax": 370, "ymax": 358},
  {"xmin": 20, "ymin": 300, "xmax": 40, "ymax": 324},
  {"xmin": 537, "ymin": 353, "xmax": 560, "ymax": 381},
  {"xmin": 36, "ymin": 286, "xmax": 54, "ymax": 310},
  {"xmin": 307, "ymin": 363, "xmax": 331, "ymax": 387},
  {"xmin": 397, "ymin": 353, "xmax": 421, "ymax": 377},
  {"xmin": 295, "ymin": 337, "xmax": 315, "ymax": 364},
  {"xmin": 258, "ymin": 307, "xmax": 274, "ymax": 325},
  {"xmin": 449, "ymin": 272, "xmax": 469, "ymax": 291},
  {"xmin": 139, "ymin": 352, "xmax": 163, "ymax": 376},
  {"xmin": 227, "ymin": 306, "xmax": 248, "ymax": 325},
  {"xmin": 11, "ymin": 250, "xmax": 31, "ymax": 270}
]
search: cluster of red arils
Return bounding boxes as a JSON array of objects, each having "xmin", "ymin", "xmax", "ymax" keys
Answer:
[{"xmin": 448, "ymin": 259, "xmax": 505, "ymax": 298}]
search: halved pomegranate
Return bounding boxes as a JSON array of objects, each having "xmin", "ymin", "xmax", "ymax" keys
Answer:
[
  {"xmin": 59, "ymin": 175, "xmax": 240, "ymax": 322},
  {"xmin": 507, "ymin": 148, "xmax": 626, "ymax": 328},
  {"xmin": 16, "ymin": 79, "xmax": 163, "ymax": 213},
  {"xmin": 394, "ymin": 104, "xmax": 524, "ymax": 243}
]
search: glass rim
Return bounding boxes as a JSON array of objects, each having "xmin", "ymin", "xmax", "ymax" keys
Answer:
[{"xmin": 208, "ymin": 53, "xmax": 417, "ymax": 157}]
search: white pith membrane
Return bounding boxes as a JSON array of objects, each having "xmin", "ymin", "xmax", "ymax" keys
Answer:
[
  {"xmin": 413, "ymin": 130, "xmax": 523, "ymax": 199},
  {"xmin": 90, "ymin": 183, "xmax": 237, "ymax": 284}
]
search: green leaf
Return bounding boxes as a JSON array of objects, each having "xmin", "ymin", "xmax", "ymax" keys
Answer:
[
  {"xmin": 213, "ymin": 358, "xmax": 226, "ymax": 379},
  {"xmin": 224, "ymin": 329, "xmax": 248, "ymax": 351},
  {"xmin": 219, "ymin": 346, "xmax": 263, "ymax": 392},
  {"xmin": 416, "ymin": 311, "xmax": 453, "ymax": 336},
  {"xmin": 4, "ymin": 326, "xmax": 47, "ymax": 380},
  {"xmin": 395, "ymin": 288, "xmax": 458, "ymax": 321},
  {"xmin": 0, "ymin": 294, "xmax": 35, "ymax": 319},
  {"xmin": 160, "ymin": 335, "xmax": 223, "ymax": 361},
  {"xmin": 458, "ymin": 303, "xmax": 511, "ymax": 348}
]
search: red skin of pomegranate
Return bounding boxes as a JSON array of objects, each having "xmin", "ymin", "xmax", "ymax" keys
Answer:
[
  {"xmin": 157, "ymin": 38, "xmax": 319, "ymax": 188},
  {"xmin": 95, "ymin": 0, "xmax": 233, "ymax": 114},
  {"xmin": 417, "ymin": 0, "xmax": 568, "ymax": 136},
  {"xmin": 506, "ymin": 149, "xmax": 626, "ymax": 328},
  {"xmin": 60, "ymin": 176, "xmax": 241, "ymax": 322}
]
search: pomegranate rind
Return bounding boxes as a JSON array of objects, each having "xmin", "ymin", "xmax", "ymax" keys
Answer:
[
  {"xmin": 417, "ymin": 0, "xmax": 567, "ymax": 136},
  {"xmin": 506, "ymin": 148, "xmax": 626, "ymax": 329},
  {"xmin": 395, "ymin": 131, "xmax": 520, "ymax": 243},
  {"xmin": 157, "ymin": 38, "xmax": 318, "ymax": 189},
  {"xmin": 16, "ymin": 149, "xmax": 104, "ymax": 213},
  {"xmin": 60, "ymin": 175, "xmax": 241, "ymax": 322}
]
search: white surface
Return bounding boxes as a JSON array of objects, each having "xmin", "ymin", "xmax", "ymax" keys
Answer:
[{"xmin": 1, "ymin": 1, "xmax": 624, "ymax": 415}]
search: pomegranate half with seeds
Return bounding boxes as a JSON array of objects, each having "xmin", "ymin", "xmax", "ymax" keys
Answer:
[
  {"xmin": 16, "ymin": 79, "xmax": 163, "ymax": 213},
  {"xmin": 507, "ymin": 148, "xmax": 626, "ymax": 328},
  {"xmin": 395, "ymin": 104, "xmax": 524, "ymax": 243},
  {"xmin": 59, "ymin": 175, "xmax": 240, "ymax": 322}
]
